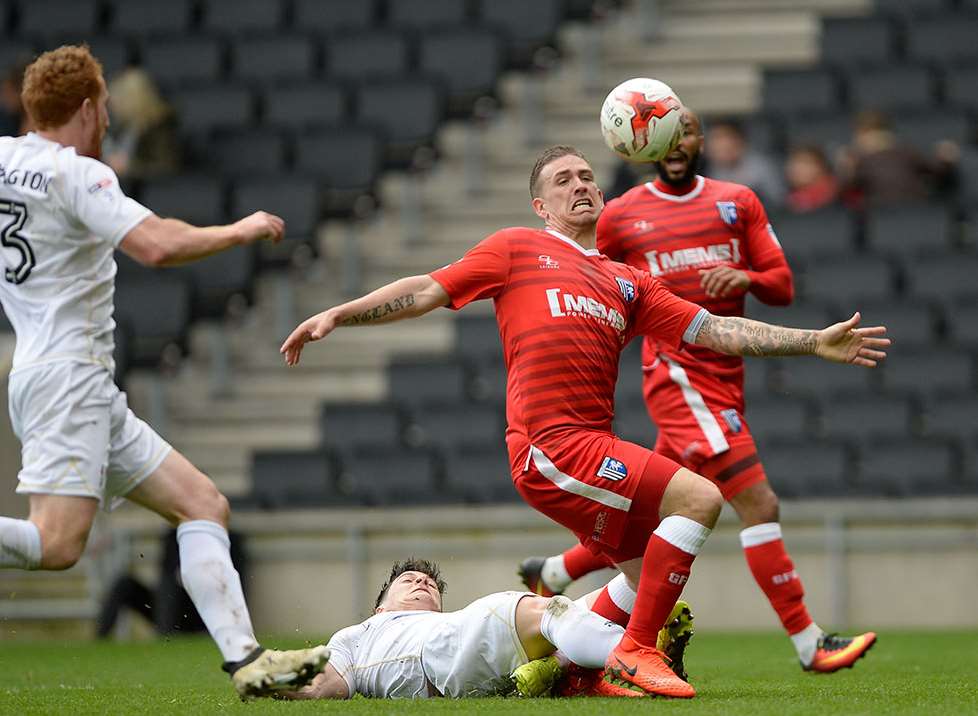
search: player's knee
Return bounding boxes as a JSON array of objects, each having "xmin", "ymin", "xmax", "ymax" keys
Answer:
[
  {"xmin": 683, "ymin": 474, "xmax": 723, "ymax": 526},
  {"xmin": 174, "ymin": 474, "xmax": 230, "ymax": 526},
  {"xmin": 732, "ymin": 482, "xmax": 780, "ymax": 526},
  {"xmin": 38, "ymin": 531, "xmax": 87, "ymax": 570}
]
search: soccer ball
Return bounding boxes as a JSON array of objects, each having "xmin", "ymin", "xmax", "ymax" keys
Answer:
[{"xmin": 600, "ymin": 77, "xmax": 684, "ymax": 163}]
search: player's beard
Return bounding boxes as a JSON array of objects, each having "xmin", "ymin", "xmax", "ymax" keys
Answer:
[{"xmin": 654, "ymin": 148, "xmax": 701, "ymax": 187}]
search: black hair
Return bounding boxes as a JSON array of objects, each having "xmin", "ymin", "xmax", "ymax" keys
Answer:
[{"xmin": 374, "ymin": 558, "xmax": 447, "ymax": 609}]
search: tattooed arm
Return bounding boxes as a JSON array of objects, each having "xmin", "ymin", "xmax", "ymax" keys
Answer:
[
  {"xmin": 280, "ymin": 275, "xmax": 449, "ymax": 366},
  {"xmin": 693, "ymin": 311, "xmax": 890, "ymax": 367}
]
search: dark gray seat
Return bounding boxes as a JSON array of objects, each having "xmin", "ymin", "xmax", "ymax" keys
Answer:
[
  {"xmin": 958, "ymin": 148, "xmax": 978, "ymax": 205},
  {"xmin": 907, "ymin": 254, "xmax": 978, "ymax": 303},
  {"xmin": 800, "ymin": 255, "xmax": 894, "ymax": 305},
  {"xmin": 356, "ymin": 79, "xmax": 444, "ymax": 165},
  {"xmin": 0, "ymin": 303, "xmax": 11, "ymax": 332},
  {"xmin": 207, "ymin": 130, "xmax": 288, "ymax": 176},
  {"xmin": 263, "ymin": 83, "xmax": 346, "ymax": 130},
  {"xmin": 389, "ymin": 357, "xmax": 469, "ymax": 405},
  {"xmin": 171, "ymin": 85, "xmax": 254, "ymax": 134},
  {"xmin": 112, "ymin": 0, "xmax": 193, "ymax": 35},
  {"xmin": 890, "ymin": 112, "xmax": 971, "ymax": 154},
  {"xmin": 874, "ymin": 0, "xmax": 951, "ymax": 16},
  {"xmin": 320, "ymin": 401, "xmax": 403, "ymax": 449},
  {"xmin": 472, "ymin": 357, "xmax": 507, "ymax": 403},
  {"xmin": 769, "ymin": 207, "xmax": 855, "ymax": 266},
  {"xmin": 775, "ymin": 356, "xmax": 877, "ymax": 397},
  {"xmin": 230, "ymin": 176, "xmax": 320, "ymax": 265},
  {"xmin": 182, "ymin": 246, "xmax": 257, "ymax": 319},
  {"xmin": 341, "ymin": 447, "xmax": 444, "ymax": 506},
  {"xmin": 202, "ymin": 0, "xmax": 283, "ymax": 34},
  {"xmin": 949, "ymin": 303, "xmax": 978, "ymax": 348},
  {"xmin": 455, "ymin": 314, "xmax": 503, "ymax": 365},
  {"xmin": 923, "ymin": 394, "xmax": 978, "ymax": 442},
  {"xmin": 818, "ymin": 393, "xmax": 915, "ymax": 442},
  {"xmin": 141, "ymin": 37, "xmax": 224, "ymax": 87},
  {"xmin": 745, "ymin": 395, "xmax": 811, "ymax": 448},
  {"xmin": 880, "ymin": 348, "xmax": 973, "ymax": 397},
  {"xmin": 325, "ymin": 31, "xmax": 409, "ymax": 82},
  {"xmin": 865, "ymin": 203, "xmax": 952, "ymax": 257},
  {"xmin": 419, "ymin": 28, "xmax": 503, "ymax": 114},
  {"xmin": 847, "ymin": 65, "xmax": 935, "ymax": 112},
  {"xmin": 856, "ymin": 438, "xmax": 957, "ymax": 496},
  {"xmin": 405, "ymin": 401, "xmax": 504, "ymax": 449},
  {"xmin": 745, "ymin": 298, "xmax": 831, "ymax": 332},
  {"xmin": 251, "ymin": 449, "xmax": 343, "ymax": 508},
  {"xmin": 292, "ymin": 0, "xmax": 378, "ymax": 33},
  {"xmin": 141, "ymin": 175, "xmax": 226, "ymax": 226},
  {"xmin": 761, "ymin": 440, "xmax": 851, "ymax": 497},
  {"xmin": 114, "ymin": 276, "xmax": 192, "ymax": 367},
  {"xmin": 906, "ymin": 16, "xmax": 978, "ymax": 65},
  {"xmin": 856, "ymin": 300, "xmax": 939, "ymax": 346},
  {"xmin": 944, "ymin": 66, "xmax": 978, "ymax": 113},
  {"xmin": 295, "ymin": 127, "xmax": 382, "ymax": 215},
  {"xmin": 20, "ymin": 0, "xmax": 99, "ymax": 40},
  {"xmin": 762, "ymin": 69, "xmax": 840, "ymax": 116},
  {"xmin": 785, "ymin": 112, "xmax": 853, "ymax": 153},
  {"xmin": 820, "ymin": 16, "xmax": 896, "ymax": 67},
  {"xmin": 613, "ymin": 397, "xmax": 658, "ymax": 448},
  {"xmin": 388, "ymin": 0, "xmax": 469, "ymax": 29},
  {"xmin": 443, "ymin": 445, "xmax": 521, "ymax": 504},
  {"xmin": 476, "ymin": 0, "xmax": 563, "ymax": 67},
  {"xmin": 230, "ymin": 35, "xmax": 316, "ymax": 85},
  {"xmin": 0, "ymin": 41, "xmax": 35, "ymax": 76}
]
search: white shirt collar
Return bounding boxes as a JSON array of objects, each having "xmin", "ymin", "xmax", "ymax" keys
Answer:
[
  {"xmin": 544, "ymin": 227, "xmax": 601, "ymax": 256},
  {"xmin": 645, "ymin": 175, "xmax": 705, "ymax": 202}
]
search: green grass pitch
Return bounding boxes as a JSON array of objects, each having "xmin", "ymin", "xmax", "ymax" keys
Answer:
[{"xmin": 0, "ymin": 631, "xmax": 976, "ymax": 715}]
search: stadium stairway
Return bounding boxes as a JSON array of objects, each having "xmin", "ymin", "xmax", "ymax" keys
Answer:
[{"xmin": 122, "ymin": 0, "xmax": 871, "ymax": 503}]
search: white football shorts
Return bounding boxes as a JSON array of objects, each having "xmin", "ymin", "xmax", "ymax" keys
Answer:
[
  {"xmin": 8, "ymin": 360, "xmax": 171, "ymax": 510},
  {"xmin": 421, "ymin": 590, "xmax": 534, "ymax": 697}
]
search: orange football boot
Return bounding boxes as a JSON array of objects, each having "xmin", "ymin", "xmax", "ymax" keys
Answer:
[
  {"xmin": 805, "ymin": 632, "xmax": 877, "ymax": 673},
  {"xmin": 604, "ymin": 634, "xmax": 696, "ymax": 698}
]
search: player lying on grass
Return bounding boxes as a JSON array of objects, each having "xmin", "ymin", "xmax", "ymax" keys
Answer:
[{"xmin": 283, "ymin": 558, "xmax": 694, "ymax": 700}]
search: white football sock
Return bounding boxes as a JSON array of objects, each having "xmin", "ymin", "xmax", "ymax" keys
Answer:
[
  {"xmin": 0, "ymin": 517, "xmax": 41, "ymax": 569},
  {"xmin": 539, "ymin": 595, "xmax": 625, "ymax": 668},
  {"xmin": 606, "ymin": 573, "xmax": 637, "ymax": 614},
  {"xmin": 790, "ymin": 621, "xmax": 824, "ymax": 666},
  {"xmin": 541, "ymin": 555, "xmax": 572, "ymax": 592},
  {"xmin": 177, "ymin": 520, "xmax": 259, "ymax": 662}
]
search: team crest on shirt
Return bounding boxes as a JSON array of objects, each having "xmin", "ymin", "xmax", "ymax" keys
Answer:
[
  {"xmin": 614, "ymin": 276, "xmax": 636, "ymax": 303},
  {"xmin": 88, "ymin": 177, "xmax": 114, "ymax": 194},
  {"xmin": 716, "ymin": 201, "xmax": 738, "ymax": 225},
  {"xmin": 720, "ymin": 409, "xmax": 743, "ymax": 434},
  {"xmin": 538, "ymin": 254, "xmax": 560, "ymax": 269},
  {"xmin": 596, "ymin": 456, "xmax": 628, "ymax": 481}
]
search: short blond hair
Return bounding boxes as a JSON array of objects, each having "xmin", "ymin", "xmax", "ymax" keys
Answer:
[{"xmin": 22, "ymin": 45, "xmax": 103, "ymax": 130}]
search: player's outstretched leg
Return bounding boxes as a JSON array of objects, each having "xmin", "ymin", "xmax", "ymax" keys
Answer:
[
  {"xmin": 519, "ymin": 544, "xmax": 610, "ymax": 597},
  {"xmin": 804, "ymin": 632, "xmax": 878, "ymax": 673},
  {"xmin": 223, "ymin": 645, "xmax": 331, "ymax": 699}
]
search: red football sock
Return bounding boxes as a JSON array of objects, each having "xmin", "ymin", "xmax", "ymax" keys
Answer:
[
  {"xmin": 625, "ymin": 516, "xmax": 709, "ymax": 648},
  {"xmin": 590, "ymin": 586, "xmax": 631, "ymax": 628},
  {"xmin": 562, "ymin": 543, "xmax": 611, "ymax": 580},
  {"xmin": 741, "ymin": 523, "xmax": 812, "ymax": 635}
]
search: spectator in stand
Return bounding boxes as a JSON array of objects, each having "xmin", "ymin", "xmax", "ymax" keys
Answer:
[
  {"xmin": 703, "ymin": 117, "xmax": 785, "ymax": 208},
  {"xmin": 0, "ymin": 59, "xmax": 30, "ymax": 136},
  {"xmin": 839, "ymin": 110, "xmax": 957, "ymax": 208},
  {"xmin": 103, "ymin": 68, "xmax": 181, "ymax": 181},
  {"xmin": 784, "ymin": 144, "xmax": 839, "ymax": 213}
]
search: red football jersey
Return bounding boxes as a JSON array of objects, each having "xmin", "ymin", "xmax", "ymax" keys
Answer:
[
  {"xmin": 597, "ymin": 175, "xmax": 793, "ymax": 387},
  {"xmin": 430, "ymin": 226, "xmax": 705, "ymax": 468}
]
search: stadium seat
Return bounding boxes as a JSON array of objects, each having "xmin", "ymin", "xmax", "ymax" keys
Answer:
[
  {"xmin": 762, "ymin": 69, "xmax": 840, "ymax": 116},
  {"xmin": 230, "ymin": 35, "xmax": 316, "ymax": 85},
  {"xmin": 454, "ymin": 314, "xmax": 503, "ymax": 366},
  {"xmin": 856, "ymin": 299, "xmax": 939, "ymax": 346},
  {"xmin": 263, "ymin": 83, "xmax": 346, "ymax": 130},
  {"xmin": 880, "ymin": 348, "xmax": 973, "ymax": 397},
  {"xmin": 769, "ymin": 207, "xmax": 856, "ymax": 266},
  {"xmin": 388, "ymin": 0, "xmax": 469, "ymax": 29},
  {"xmin": 0, "ymin": 40, "xmax": 35, "ymax": 77},
  {"xmin": 475, "ymin": 0, "xmax": 564, "ymax": 67},
  {"xmin": 388, "ymin": 357, "xmax": 469, "ymax": 405},
  {"xmin": 907, "ymin": 254, "xmax": 978, "ymax": 304},
  {"xmin": 819, "ymin": 17, "xmax": 896, "ymax": 68},
  {"xmin": 251, "ymin": 449, "xmax": 346, "ymax": 508},
  {"xmin": 891, "ymin": 112, "xmax": 972, "ymax": 154},
  {"xmin": 181, "ymin": 245, "xmax": 257, "ymax": 320},
  {"xmin": 745, "ymin": 395, "xmax": 812, "ymax": 448},
  {"xmin": 443, "ymin": 445, "xmax": 522, "ymax": 504},
  {"xmin": 115, "ymin": 276, "xmax": 192, "ymax": 367},
  {"xmin": 775, "ymin": 356, "xmax": 877, "ymax": 397},
  {"xmin": 745, "ymin": 298, "xmax": 831, "ymax": 333},
  {"xmin": 818, "ymin": 393, "xmax": 916, "ymax": 443},
  {"xmin": 113, "ymin": 317, "xmax": 132, "ymax": 386},
  {"xmin": 614, "ymin": 340, "xmax": 644, "ymax": 410},
  {"xmin": 613, "ymin": 395, "xmax": 657, "ymax": 448},
  {"xmin": 201, "ymin": 0, "xmax": 282, "ymax": 34},
  {"xmin": 846, "ymin": 65, "xmax": 936, "ymax": 112},
  {"xmin": 799, "ymin": 255, "xmax": 894, "ymax": 306},
  {"xmin": 325, "ymin": 31, "xmax": 410, "ymax": 82},
  {"xmin": 742, "ymin": 361, "xmax": 772, "ymax": 399},
  {"xmin": 405, "ymin": 401, "xmax": 504, "ymax": 449},
  {"xmin": 761, "ymin": 440, "xmax": 852, "ymax": 498},
  {"xmin": 140, "ymin": 36, "xmax": 224, "ymax": 87},
  {"xmin": 923, "ymin": 394, "xmax": 978, "ymax": 442},
  {"xmin": 230, "ymin": 176, "xmax": 320, "ymax": 265},
  {"xmin": 855, "ymin": 438, "xmax": 957, "ymax": 496},
  {"xmin": 340, "ymin": 447, "xmax": 444, "ymax": 506},
  {"xmin": 356, "ymin": 79, "xmax": 445, "ymax": 166},
  {"xmin": 111, "ymin": 0, "xmax": 193, "ymax": 36},
  {"xmin": 20, "ymin": 0, "xmax": 99, "ymax": 41},
  {"xmin": 944, "ymin": 65, "xmax": 978, "ymax": 113},
  {"xmin": 906, "ymin": 16, "xmax": 978, "ymax": 65},
  {"xmin": 320, "ymin": 401, "xmax": 404, "ymax": 449},
  {"xmin": 874, "ymin": 0, "xmax": 952, "ymax": 17},
  {"xmin": 0, "ymin": 303, "xmax": 11, "ymax": 333},
  {"xmin": 171, "ymin": 85, "xmax": 254, "ymax": 134},
  {"xmin": 141, "ymin": 175, "xmax": 226, "ymax": 227},
  {"xmin": 949, "ymin": 303, "xmax": 978, "ymax": 348},
  {"xmin": 958, "ymin": 148, "xmax": 978, "ymax": 206},
  {"xmin": 206, "ymin": 129, "xmax": 288, "ymax": 177},
  {"xmin": 294, "ymin": 127, "xmax": 383, "ymax": 215},
  {"xmin": 864, "ymin": 203, "xmax": 953, "ymax": 257},
  {"xmin": 784, "ymin": 112, "xmax": 853, "ymax": 154},
  {"xmin": 471, "ymin": 356, "xmax": 507, "ymax": 403},
  {"xmin": 292, "ymin": 0, "xmax": 378, "ymax": 33},
  {"xmin": 419, "ymin": 28, "xmax": 503, "ymax": 114}
]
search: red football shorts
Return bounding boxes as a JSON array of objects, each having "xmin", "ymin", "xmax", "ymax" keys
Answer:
[
  {"xmin": 644, "ymin": 357, "xmax": 767, "ymax": 501},
  {"xmin": 513, "ymin": 431, "xmax": 683, "ymax": 564}
]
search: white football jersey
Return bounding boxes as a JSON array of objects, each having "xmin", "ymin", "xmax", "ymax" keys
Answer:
[{"xmin": 0, "ymin": 132, "xmax": 151, "ymax": 373}]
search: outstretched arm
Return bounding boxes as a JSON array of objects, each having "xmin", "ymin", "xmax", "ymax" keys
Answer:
[
  {"xmin": 693, "ymin": 311, "xmax": 889, "ymax": 367},
  {"xmin": 280, "ymin": 274, "xmax": 450, "ymax": 366},
  {"xmin": 280, "ymin": 664, "xmax": 351, "ymax": 700}
]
